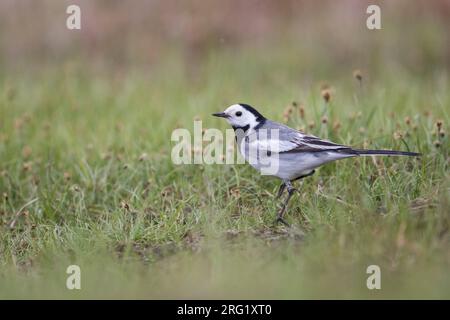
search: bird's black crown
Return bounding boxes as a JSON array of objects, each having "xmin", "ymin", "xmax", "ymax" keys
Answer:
[{"xmin": 239, "ymin": 103, "xmax": 266, "ymax": 121}]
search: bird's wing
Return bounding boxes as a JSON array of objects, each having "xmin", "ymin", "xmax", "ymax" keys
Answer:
[
  {"xmin": 284, "ymin": 134, "xmax": 351, "ymax": 153},
  {"xmin": 251, "ymin": 120, "xmax": 350, "ymax": 153},
  {"xmin": 247, "ymin": 137, "xmax": 299, "ymax": 153}
]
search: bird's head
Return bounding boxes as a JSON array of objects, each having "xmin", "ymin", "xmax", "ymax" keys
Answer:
[{"xmin": 212, "ymin": 104, "xmax": 266, "ymax": 132}]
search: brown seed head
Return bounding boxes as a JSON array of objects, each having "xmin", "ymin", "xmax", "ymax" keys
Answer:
[
  {"xmin": 138, "ymin": 153, "xmax": 148, "ymax": 161},
  {"xmin": 321, "ymin": 89, "xmax": 332, "ymax": 103},
  {"xmin": 353, "ymin": 69, "xmax": 363, "ymax": 81},
  {"xmin": 63, "ymin": 172, "xmax": 72, "ymax": 181},
  {"xmin": 393, "ymin": 131, "xmax": 403, "ymax": 140},
  {"xmin": 22, "ymin": 146, "xmax": 32, "ymax": 158},
  {"xmin": 333, "ymin": 120, "xmax": 341, "ymax": 131},
  {"xmin": 23, "ymin": 162, "xmax": 32, "ymax": 171},
  {"xmin": 299, "ymin": 104, "xmax": 305, "ymax": 119},
  {"xmin": 14, "ymin": 118, "xmax": 24, "ymax": 130},
  {"xmin": 230, "ymin": 187, "xmax": 240, "ymax": 198},
  {"xmin": 120, "ymin": 201, "xmax": 130, "ymax": 211}
]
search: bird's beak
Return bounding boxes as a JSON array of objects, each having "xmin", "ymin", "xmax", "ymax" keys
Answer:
[{"xmin": 212, "ymin": 112, "xmax": 230, "ymax": 118}]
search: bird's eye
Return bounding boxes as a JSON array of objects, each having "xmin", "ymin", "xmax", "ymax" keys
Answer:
[{"xmin": 236, "ymin": 111, "xmax": 242, "ymax": 117}]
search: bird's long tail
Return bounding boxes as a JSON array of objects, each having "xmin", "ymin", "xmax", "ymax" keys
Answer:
[{"xmin": 344, "ymin": 149, "xmax": 421, "ymax": 157}]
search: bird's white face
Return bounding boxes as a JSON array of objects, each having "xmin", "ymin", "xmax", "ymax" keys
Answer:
[{"xmin": 213, "ymin": 104, "xmax": 261, "ymax": 130}]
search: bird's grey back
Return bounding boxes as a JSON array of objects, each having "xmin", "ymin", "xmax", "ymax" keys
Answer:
[{"xmin": 256, "ymin": 119, "xmax": 302, "ymax": 141}]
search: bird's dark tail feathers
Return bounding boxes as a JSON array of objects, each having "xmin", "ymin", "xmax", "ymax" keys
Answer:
[{"xmin": 344, "ymin": 149, "xmax": 421, "ymax": 157}]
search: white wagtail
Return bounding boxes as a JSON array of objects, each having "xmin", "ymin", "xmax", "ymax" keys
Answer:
[{"xmin": 213, "ymin": 103, "xmax": 420, "ymax": 225}]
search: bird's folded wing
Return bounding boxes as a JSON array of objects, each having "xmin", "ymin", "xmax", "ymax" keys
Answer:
[
  {"xmin": 284, "ymin": 135, "xmax": 351, "ymax": 153},
  {"xmin": 247, "ymin": 138, "xmax": 299, "ymax": 152},
  {"xmin": 246, "ymin": 132, "xmax": 350, "ymax": 153}
]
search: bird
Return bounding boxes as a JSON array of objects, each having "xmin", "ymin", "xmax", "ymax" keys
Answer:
[{"xmin": 213, "ymin": 103, "xmax": 420, "ymax": 226}]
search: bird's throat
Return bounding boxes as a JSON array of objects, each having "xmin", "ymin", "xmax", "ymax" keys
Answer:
[{"xmin": 232, "ymin": 124, "xmax": 250, "ymax": 133}]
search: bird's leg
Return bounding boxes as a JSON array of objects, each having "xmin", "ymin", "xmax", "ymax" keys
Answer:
[
  {"xmin": 276, "ymin": 182, "xmax": 286, "ymax": 199},
  {"xmin": 274, "ymin": 171, "xmax": 315, "ymax": 226},
  {"xmin": 275, "ymin": 181, "xmax": 296, "ymax": 226}
]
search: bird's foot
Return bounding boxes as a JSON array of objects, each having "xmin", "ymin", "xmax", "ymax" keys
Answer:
[{"xmin": 274, "ymin": 215, "xmax": 290, "ymax": 227}]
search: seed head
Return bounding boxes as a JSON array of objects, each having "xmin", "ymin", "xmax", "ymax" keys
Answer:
[
  {"xmin": 138, "ymin": 153, "xmax": 148, "ymax": 161},
  {"xmin": 161, "ymin": 187, "xmax": 173, "ymax": 197},
  {"xmin": 120, "ymin": 201, "xmax": 130, "ymax": 211},
  {"xmin": 332, "ymin": 120, "xmax": 341, "ymax": 131},
  {"xmin": 22, "ymin": 146, "xmax": 32, "ymax": 158},
  {"xmin": 353, "ymin": 69, "xmax": 363, "ymax": 81},
  {"xmin": 230, "ymin": 187, "xmax": 240, "ymax": 198},
  {"xmin": 284, "ymin": 106, "xmax": 293, "ymax": 116},
  {"xmin": 321, "ymin": 89, "xmax": 332, "ymax": 103},
  {"xmin": 23, "ymin": 162, "xmax": 32, "ymax": 171},
  {"xmin": 14, "ymin": 118, "xmax": 24, "ymax": 130},
  {"xmin": 393, "ymin": 131, "xmax": 403, "ymax": 140},
  {"xmin": 299, "ymin": 104, "xmax": 305, "ymax": 119},
  {"xmin": 63, "ymin": 172, "xmax": 72, "ymax": 181}
]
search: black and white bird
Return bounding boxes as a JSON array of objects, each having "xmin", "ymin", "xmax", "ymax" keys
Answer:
[{"xmin": 213, "ymin": 103, "xmax": 420, "ymax": 225}]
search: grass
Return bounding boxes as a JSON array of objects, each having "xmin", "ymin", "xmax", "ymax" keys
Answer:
[{"xmin": 0, "ymin": 50, "xmax": 449, "ymax": 299}]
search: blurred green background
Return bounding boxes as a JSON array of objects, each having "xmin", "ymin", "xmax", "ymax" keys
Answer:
[
  {"xmin": 0, "ymin": 0, "xmax": 449, "ymax": 299},
  {"xmin": 1, "ymin": 0, "xmax": 449, "ymax": 76}
]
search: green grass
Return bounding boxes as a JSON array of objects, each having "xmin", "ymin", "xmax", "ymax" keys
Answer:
[{"xmin": 0, "ymin": 52, "xmax": 449, "ymax": 299}]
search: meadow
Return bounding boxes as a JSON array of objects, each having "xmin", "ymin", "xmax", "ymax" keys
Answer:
[
  {"xmin": 0, "ymin": 0, "xmax": 449, "ymax": 299},
  {"xmin": 1, "ymin": 51, "xmax": 448, "ymax": 298}
]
